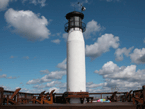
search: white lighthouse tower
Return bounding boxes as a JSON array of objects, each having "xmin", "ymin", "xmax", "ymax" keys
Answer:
[{"xmin": 65, "ymin": 11, "xmax": 86, "ymax": 104}]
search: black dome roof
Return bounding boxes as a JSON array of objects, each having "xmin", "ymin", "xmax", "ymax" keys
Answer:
[{"xmin": 65, "ymin": 11, "xmax": 84, "ymax": 19}]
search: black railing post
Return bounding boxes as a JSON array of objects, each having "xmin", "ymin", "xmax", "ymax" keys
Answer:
[
  {"xmin": 0, "ymin": 87, "xmax": 4, "ymax": 106},
  {"xmin": 142, "ymin": 85, "xmax": 145, "ymax": 106}
]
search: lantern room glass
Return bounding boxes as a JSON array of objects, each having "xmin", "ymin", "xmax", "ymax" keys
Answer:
[
  {"xmin": 69, "ymin": 16, "xmax": 82, "ymax": 28},
  {"xmin": 75, "ymin": 16, "xmax": 79, "ymax": 27}
]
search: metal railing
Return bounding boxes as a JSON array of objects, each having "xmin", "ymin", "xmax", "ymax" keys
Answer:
[{"xmin": 64, "ymin": 21, "xmax": 86, "ymax": 32}]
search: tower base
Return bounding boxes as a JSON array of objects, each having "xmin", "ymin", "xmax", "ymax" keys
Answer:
[
  {"xmin": 70, "ymin": 98, "xmax": 81, "ymax": 104},
  {"xmin": 63, "ymin": 92, "xmax": 88, "ymax": 104}
]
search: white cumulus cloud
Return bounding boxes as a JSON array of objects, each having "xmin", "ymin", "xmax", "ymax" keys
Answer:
[
  {"xmin": 143, "ymin": 38, "xmax": 145, "ymax": 43},
  {"xmin": 0, "ymin": 0, "xmax": 10, "ymax": 11},
  {"xmin": 33, "ymin": 84, "xmax": 46, "ymax": 89},
  {"xmin": 57, "ymin": 59, "xmax": 67, "ymax": 70},
  {"xmin": 84, "ymin": 20, "xmax": 103, "ymax": 39},
  {"xmin": 45, "ymin": 71, "xmax": 66, "ymax": 80},
  {"xmin": 48, "ymin": 87, "xmax": 59, "ymax": 93},
  {"xmin": 26, "ymin": 79, "xmax": 42, "ymax": 84},
  {"xmin": 31, "ymin": 81, "xmax": 66, "ymax": 93},
  {"xmin": 95, "ymin": 61, "xmax": 136, "ymax": 79},
  {"xmin": 27, "ymin": 70, "xmax": 66, "ymax": 85},
  {"xmin": 22, "ymin": 0, "xmax": 46, "ymax": 7},
  {"xmin": 115, "ymin": 46, "xmax": 134, "ymax": 61},
  {"xmin": 62, "ymin": 33, "xmax": 68, "ymax": 41},
  {"xmin": 0, "ymin": 74, "xmax": 18, "ymax": 79},
  {"xmin": 0, "ymin": 74, "xmax": 7, "ymax": 78},
  {"xmin": 40, "ymin": 69, "xmax": 50, "ymax": 75},
  {"xmin": 5, "ymin": 8, "xmax": 50, "ymax": 41},
  {"xmin": 59, "ymin": 83, "xmax": 66, "ymax": 89},
  {"xmin": 85, "ymin": 34, "xmax": 119, "ymax": 60},
  {"xmin": 130, "ymin": 48, "xmax": 145, "ymax": 64},
  {"xmin": 6, "ymin": 76, "xmax": 18, "ymax": 79},
  {"xmin": 0, "ymin": 85, "xmax": 11, "ymax": 90},
  {"xmin": 51, "ymin": 39, "xmax": 61, "ymax": 44},
  {"xmin": 46, "ymin": 81, "xmax": 61, "ymax": 87},
  {"xmin": 94, "ymin": 61, "xmax": 145, "ymax": 92},
  {"xmin": 86, "ymin": 82, "xmax": 104, "ymax": 88}
]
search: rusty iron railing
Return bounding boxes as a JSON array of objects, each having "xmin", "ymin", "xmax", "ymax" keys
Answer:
[{"xmin": 1, "ymin": 85, "xmax": 145, "ymax": 107}]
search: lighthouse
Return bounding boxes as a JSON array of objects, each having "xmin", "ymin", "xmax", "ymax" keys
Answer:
[{"xmin": 64, "ymin": 11, "xmax": 86, "ymax": 104}]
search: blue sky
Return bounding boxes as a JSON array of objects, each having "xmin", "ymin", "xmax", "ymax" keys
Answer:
[{"xmin": 0, "ymin": 0, "xmax": 145, "ymax": 95}]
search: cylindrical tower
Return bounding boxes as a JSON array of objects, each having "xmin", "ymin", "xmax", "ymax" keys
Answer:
[{"xmin": 65, "ymin": 11, "xmax": 86, "ymax": 104}]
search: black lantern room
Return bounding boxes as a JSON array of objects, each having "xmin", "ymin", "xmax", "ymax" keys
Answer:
[{"xmin": 64, "ymin": 11, "xmax": 86, "ymax": 32}]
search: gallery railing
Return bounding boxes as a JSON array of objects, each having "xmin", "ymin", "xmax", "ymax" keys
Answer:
[{"xmin": 1, "ymin": 85, "xmax": 145, "ymax": 106}]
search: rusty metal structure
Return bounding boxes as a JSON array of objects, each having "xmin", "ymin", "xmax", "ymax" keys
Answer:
[
  {"xmin": 63, "ymin": 92, "xmax": 93, "ymax": 104},
  {"xmin": 120, "ymin": 90, "xmax": 133, "ymax": 102},
  {"xmin": 0, "ymin": 85, "xmax": 145, "ymax": 109},
  {"xmin": 106, "ymin": 91, "xmax": 118, "ymax": 102}
]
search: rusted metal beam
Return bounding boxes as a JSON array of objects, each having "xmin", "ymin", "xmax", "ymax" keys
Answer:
[
  {"xmin": 101, "ymin": 94, "xmax": 102, "ymax": 99},
  {"xmin": 132, "ymin": 85, "xmax": 145, "ymax": 108},
  {"xmin": 3, "ymin": 90, "xmax": 40, "ymax": 95},
  {"xmin": 3, "ymin": 90, "xmax": 128, "ymax": 96},
  {"xmin": 3, "ymin": 88, "xmax": 21, "ymax": 105},
  {"xmin": 121, "ymin": 90, "xmax": 133, "ymax": 102},
  {"xmin": 106, "ymin": 91, "xmax": 118, "ymax": 102},
  {"xmin": 89, "ymin": 92, "xmax": 127, "ymax": 94},
  {"xmin": 0, "ymin": 87, "xmax": 4, "ymax": 106},
  {"xmin": 0, "ymin": 102, "xmax": 137, "ymax": 109},
  {"xmin": 142, "ymin": 85, "xmax": 145, "ymax": 105}
]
